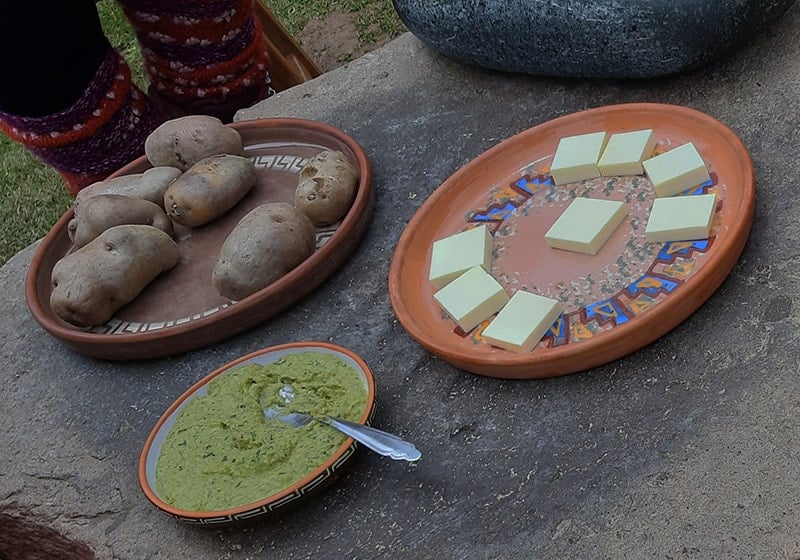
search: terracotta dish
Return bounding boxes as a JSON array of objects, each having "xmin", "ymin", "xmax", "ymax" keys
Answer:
[
  {"xmin": 139, "ymin": 341, "xmax": 377, "ymax": 525},
  {"xmin": 388, "ymin": 103, "xmax": 755, "ymax": 379},
  {"xmin": 25, "ymin": 118, "xmax": 373, "ymax": 360}
]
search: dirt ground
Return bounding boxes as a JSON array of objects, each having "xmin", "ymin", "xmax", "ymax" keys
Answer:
[{"xmin": 294, "ymin": 11, "xmax": 397, "ymax": 72}]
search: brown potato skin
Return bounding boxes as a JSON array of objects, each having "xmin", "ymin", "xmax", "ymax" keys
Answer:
[
  {"xmin": 75, "ymin": 174, "xmax": 142, "ymax": 207},
  {"xmin": 294, "ymin": 150, "xmax": 358, "ymax": 226},
  {"xmin": 50, "ymin": 225, "xmax": 180, "ymax": 327},
  {"xmin": 212, "ymin": 202, "xmax": 316, "ymax": 300},
  {"xmin": 74, "ymin": 166, "xmax": 182, "ymax": 208},
  {"xmin": 68, "ymin": 194, "xmax": 174, "ymax": 248},
  {"xmin": 144, "ymin": 115, "xmax": 245, "ymax": 171},
  {"xmin": 164, "ymin": 154, "xmax": 257, "ymax": 227}
]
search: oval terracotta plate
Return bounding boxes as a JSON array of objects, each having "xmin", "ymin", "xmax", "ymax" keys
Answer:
[
  {"xmin": 388, "ymin": 103, "xmax": 755, "ymax": 379},
  {"xmin": 139, "ymin": 341, "xmax": 377, "ymax": 525},
  {"xmin": 26, "ymin": 118, "xmax": 373, "ymax": 360}
]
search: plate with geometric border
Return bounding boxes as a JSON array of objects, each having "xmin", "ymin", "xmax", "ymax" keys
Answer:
[
  {"xmin": 388, "ymin": 103, "xmax": 755, "ymax": 379},
  {"xmin": 138, "ymin": 341, "xmax": 377, "ymax": 525},
  {"xmin": 25, "ymin": 118, "xmax": 373, "ymax": 361}
]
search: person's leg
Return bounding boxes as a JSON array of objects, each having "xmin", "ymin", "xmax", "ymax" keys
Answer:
[
  {"xmin": 118, "ymin": 0, "xmax": 274, "ymax": 123},
  {"xmin": 0, "ymin": 2, "xmax": 108, "ymax": 116},
  {"xmin": 0, "ymin": 1, "xmax": 166, "ymax": 195}
]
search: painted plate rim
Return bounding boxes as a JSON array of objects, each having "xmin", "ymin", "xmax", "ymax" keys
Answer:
[
  {"xmin": 24, "ymin": 117, "xmax": 373, "ymax": 360},
  {"xmin": 387, "ymin": 103, "xmax": 755, "ymax": 379},
  {"xmin": 138, "ymin": 341, "xmax": 377, "ymax": 524}
]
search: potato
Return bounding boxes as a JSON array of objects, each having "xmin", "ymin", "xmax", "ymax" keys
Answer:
[
  {"xmin": 164, "ymin": 154, "xmax": 257, "ymax": 227},
  {"xmin": 144, "ymin": 115, "xmax": 245, "ymax": 171},
  {"xmin": 50, "ymin": 225, "xmax": 180, "ymax": 327},
  {"xmin": 294, "ymin": 150, "xmax": 359, "ymax": 226},
  {"xmin": 75, "ymin": 173, "xmax": 142, "ymax": 206},
  {"xmin": 74, "ymin": 166, "xmax": 182, "ymax": 208},
  {"xmin": 68, "ymin": 194, "xmax": 174, "ymax": 248},
  {"xmin": 212, "ymin": 202, "xmax": 316, "ymax": 300}
]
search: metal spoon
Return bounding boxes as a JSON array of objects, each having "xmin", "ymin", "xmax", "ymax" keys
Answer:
[{"xmin": 263, "ymin": 385, "xmax": 421, "ymax": 462}]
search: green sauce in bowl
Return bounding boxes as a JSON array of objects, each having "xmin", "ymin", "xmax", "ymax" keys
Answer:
[{"xmin": 155, "ymin": 351, "xmax": 368, "ymax": 512}]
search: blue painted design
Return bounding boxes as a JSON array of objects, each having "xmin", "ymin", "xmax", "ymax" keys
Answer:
[
  {"xmin": 678, "ymin": 172, "xmax": 720, "ymax": 196},
  {"xmin": 513, "ymin": 174, "xmax": 554, "ymax": 195},
  {"xmin": 544, "ymin": 314, "xmax": 568, "ymax": 346},
  {"xmin": 472, "ymin": 201, "xmax": 518, "ymax": 222},
  {"xmin": 656, "ymin": 240, "xmax": 711, "ymax": 261},
  {"xmin": 626, "ymin": 274, "xmax": 680, "ymax": 296},
  {"xmin": 585, "ymin": 299, "xmax": 631, "ymax": 325}
]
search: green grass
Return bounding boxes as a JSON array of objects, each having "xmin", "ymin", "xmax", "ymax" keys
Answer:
[
  {"xmin": 0, "ymin": 137, "xmax": 73, "ymax": 262},
  {"xmin": 0, "ymin": 0, "xmax": 403, "ymax": 266},
  {"xmin": 97, "ymin": 0, "xmax": 147, "ymax": 89}
]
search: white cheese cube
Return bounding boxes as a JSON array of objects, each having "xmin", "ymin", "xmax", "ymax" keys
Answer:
[
  {"xmin": 598, "ymin": 129, "xmax": 657, "ymax": 176},
  {"xmin": 433, "ymin": 265, "xmax": 509, "ymax": 333},
  {"xmin": 642, "ymin": 142, "xmax": 710, "ymax": 197},
  {"xmin": 429, "ymin": 225, "xmax": 493, "ymax": 290},
  {"xmin": 482, "ymin": 291, "xmax": 563, "ymax": 353},
  {"xmin": 544, "ymin": 197, "xmax": 627, "ymax": 255},
  {"xmin": 549, "ymin": 131, "xmax": 608, "ymax": 185},
  {"xmin": 645, "ymin": 193, "xmax": 717, "ymax": 243}
]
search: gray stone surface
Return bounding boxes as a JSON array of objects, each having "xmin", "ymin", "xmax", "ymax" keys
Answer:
[
  {"xmin": 3, "ymin": 4, "xmax": 800, "ymax": 557},
  {"xmin": 393, "ymin": 0, "xmax": 797, "ymax": 78}
]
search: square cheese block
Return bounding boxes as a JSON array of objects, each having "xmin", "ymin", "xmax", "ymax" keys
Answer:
[
  {"xmin": 433, "ymin": 265, "xmax": 509, "ymax": 333},
  {"xmin": 482, "ymin": 291, "xmax": 563, "ymax": 353},
  {"xmin": 549, "ymin": 131, "xmax": 608, "ymax": 185},
  {"xmin": 642, "ymin": 142, "xmax": 710, "ymax": 197},
  {"xmin": 429, "ymin": 225, "xmax": 493, "ymax": 290},
  {"xmin": 598, "ymin": 129, "xmax": 657, "ymax": 176},
  {"xmin": 544, "ymin": 197, "xmax": 628, "ymax": 255},
  {"xmin": 645, "ymin": 193, "xmax": 717, "ymax": 243}
]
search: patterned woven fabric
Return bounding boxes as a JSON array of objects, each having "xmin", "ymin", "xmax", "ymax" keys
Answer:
[
  {"xmin": 0, "ymin": 50, "xmax": 165, "ymax": 195},
  {"xmin": 119, "ymin": 0, "xmax": 272, "ymax": 121}
]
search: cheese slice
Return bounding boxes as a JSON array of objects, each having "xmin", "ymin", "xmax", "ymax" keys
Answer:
[
  {"xmin": 645, "ymin": 193, "xmax": 717, "ymax": 242},
  {"xmin": 429, "ymin": 225, "xmax": 493, "ymax": 290},
  {"xmin": 598, "ymin": 129, "xmax": 657, "ymax": 176},
  {"xmin": 482, "ymin": 291, "xmax": 563, "ymax": 353},
  {"xmin": 544, "ymin": 197, "xmax": 627, "ymax": 255},
  {"xmin": 549, "ymin": 131, "xmax": 608, "ymax": 185},
  {"xmin": 433, "ymin": 265, "xmax": 509, "ymax": 333},
  {"xmin": 642, "ymin": 142, "xmax": 710, "ymax": 197}
]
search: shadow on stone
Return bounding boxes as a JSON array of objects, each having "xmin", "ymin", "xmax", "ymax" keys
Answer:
[
  {"xmin": 0, "ymin": 505, "xmax": 96, "ymax": 560},
  {"xmin": 392, "ymin": 0, "xmax": 797, "ymax": 78}
]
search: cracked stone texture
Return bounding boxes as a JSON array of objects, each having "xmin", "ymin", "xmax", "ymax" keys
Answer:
[
  {"xmin": 3, "ymin": 4, "xmax": 800, "ymax": 558},
  {"xmin": 392, "ymin": 0, "xmax": 797, "ymax": 78}
]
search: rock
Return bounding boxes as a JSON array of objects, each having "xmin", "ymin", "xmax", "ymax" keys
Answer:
[{"xmin": 392, "ymin": 0, "xmax": 797, "ymax": 78}]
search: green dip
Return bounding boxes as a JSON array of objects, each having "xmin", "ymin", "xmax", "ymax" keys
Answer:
[{"xmin": 155, "ymin": 351, "xmax": 369, "ymax": 512}]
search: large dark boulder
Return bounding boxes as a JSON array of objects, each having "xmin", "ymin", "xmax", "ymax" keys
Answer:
[{"xmin": 392, "ymin": 0, "xmax": 796, "ymax": 78}]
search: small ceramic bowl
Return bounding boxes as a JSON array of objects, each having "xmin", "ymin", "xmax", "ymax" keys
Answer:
[{"xmin": 139, "ymin": 341, "xmax": 376, "ymax": 525}]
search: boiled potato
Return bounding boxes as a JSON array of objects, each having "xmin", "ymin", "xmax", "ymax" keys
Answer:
[
  {"xmin": 74, "ymin": 166, "xmax": 182, "ymax": 208},
  {"xmin": 50, "ymin": 225, "xmax": 180, "ymax": 327},
  {"xmin": 294, "ymin": 150, "xmax": 358, "ymax": 226},
  {"xmin": 212, "ymin": 202, "xmax": 316, "ymax": 300},
  {"xmin": 68, "ymin": 194, "xmax": 174, "ymax": 248},
  {"xmin": 164, "ymin": 154, "xmax": 257, "ymax": 227},
  {"xmin": 144, "ymin": 115, "xmax": 245, "ymax": 171},
  {"xmin": 76, "ymin": 173, "xmax": 142, "ymax": 206}
]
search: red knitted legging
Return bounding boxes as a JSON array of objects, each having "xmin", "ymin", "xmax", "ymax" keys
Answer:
[
  {"xmin": 0, "ymin": 0, "xmax": 272, "ymax": 195},
  {"xmin": 0, "ymin": 50, "xmax": 165, "ymax": 195},
  {"xmin": 118, "ymin": 0, "xmax": 272, "ymax": 121}
]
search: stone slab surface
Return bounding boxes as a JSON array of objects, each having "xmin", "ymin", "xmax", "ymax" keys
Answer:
[{"xmin": 3, "ymin": 4, "xmax": 800, "ymax": 557}]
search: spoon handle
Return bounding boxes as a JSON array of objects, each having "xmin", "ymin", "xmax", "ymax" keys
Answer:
[{"xmin": 320, "ymin": 416, "xmax": 422, "ymax": 462}]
